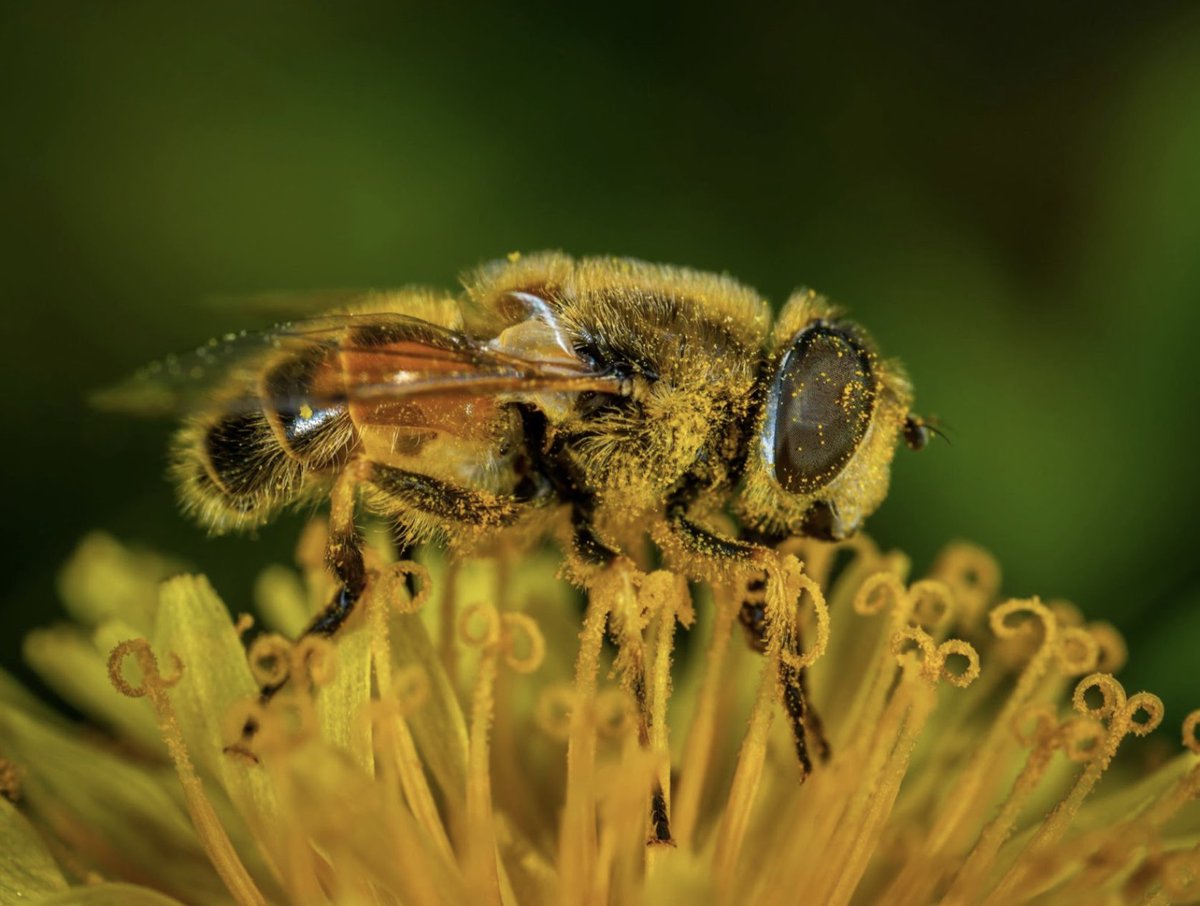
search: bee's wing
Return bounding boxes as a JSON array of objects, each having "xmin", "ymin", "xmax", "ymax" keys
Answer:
[
  {"xmin": 91, "ymin": 315, "xmax": 351, "ymax": 415},
  {"xmin": 94, "ymin": 311, "xmax": 624, "ymax": 416}
]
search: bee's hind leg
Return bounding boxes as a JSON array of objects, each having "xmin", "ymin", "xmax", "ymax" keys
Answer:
[
  {"xmin": 229, "ymin": 462, "xmax": 370, "ymax": 754},
  {"xmin": 300, "ymin": 461, "xmax": 370, "ymax": 639},
  {"xmin": 661, "ymin": 495, "xmax": 830, "ymax": 779}
]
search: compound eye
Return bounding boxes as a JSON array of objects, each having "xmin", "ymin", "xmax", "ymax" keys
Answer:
[{"xmin": 768, "ymin": 325, "xmax": 876, "ymax": 494}]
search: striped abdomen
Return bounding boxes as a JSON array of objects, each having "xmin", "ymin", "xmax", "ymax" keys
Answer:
[{"xmin": 172, "ymin": 345, "xmax": 357, "ymax": 533}]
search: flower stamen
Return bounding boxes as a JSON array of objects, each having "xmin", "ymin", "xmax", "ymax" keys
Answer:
[{"xmin": 108, "ymin": 639, "xmax": 267, "ymax": 906}]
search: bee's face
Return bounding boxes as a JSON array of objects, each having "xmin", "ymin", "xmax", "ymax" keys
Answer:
[{"xmin": 739, "ymin": 291, "xmax": 913, "ymax": 541}]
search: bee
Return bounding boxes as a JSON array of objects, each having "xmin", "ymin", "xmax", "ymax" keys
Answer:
[{"xmin": 107, "ymin": 252, "xmax": 930, "ymax": 839}]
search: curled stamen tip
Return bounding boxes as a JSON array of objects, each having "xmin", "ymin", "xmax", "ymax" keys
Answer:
[
  {"xmin": 1183, "ymin": 711, "xmax": 1200, "ymax": 754},
  {"xmin": 1088, "ymin": 622, "xmax": 1128, "ymax": 673},
  {"xmin": 989, "ymin": 597, "xmax": 1056, "ymax": 643},
  {"xmin": 908, "ymin": 579, "xmax": 955, "ymax": 631},
  {"xmin": 1072, "ymin": 673, "xmax": 1128, "ymax": 721},
  {"xmin": 107, "ymin": 638, "xmax": 183, "ymax": 697},
  {"xmin": 937, "ymin": 639, "xmax": 981, "ymax": 688},
  {"xmin": 107, "ymin": 639, "xmax": 148, "ymax": 697},
  {"xmin": 1055, "ymin": 627, "xmax": 1101, "ymax": 675},
  {"xmin": 246, "ymin": 633, "xmax": 293, "ymax": 687},
  {"xmin": 292, "ymin": 634, "xmax": 338, "ymax": 687},
  {"xmin": 1062, "ymin": 717, "xmax": 1107, "ymax": 762},
  {"xmin": 1125, "ymin": 693, "xmax": 1165, "ymax": 737},
  {"xmin": 853, "ymin": 571, "xmax": 906, "ymax": 616},
  {"xmin": 458, "ymin": 601, "xmax": 502, "ymax": 648},
  {"xmin": 501, "ymin": 613, "xmax": 546, "ymax": 673},
  {"xmin": 1047, "ymin": 599, "xmax": 1084, "ymax": 628},
  {"xmin": 766, "ymin": 562, "xmax": 829, "ymax": 668},
  {"xmin": 534, "ymin": 684, "xmax": 577, "ymax": 742},
  {"xmin": 932, "ymin": 541, "xmax": 1001, "ymax": 592},
  {"xmin": 159, "ymin": 652, "xmax": 185, "ymax": 688},
  {"xmin": 234, "ymin": 612, "xmax": 255, "ymax": 638},
  {"xmin": 891, "ymin": 626, "xmax": 936, "ymax": 663},
  {"xmin": 1012, "ymin": 704, "xmax": 1060, "ymax": 747}
]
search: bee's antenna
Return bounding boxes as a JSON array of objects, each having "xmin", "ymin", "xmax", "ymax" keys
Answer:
[{"xmin": 926, "ymin": 419, "xmax": 952, "ymax": 446}]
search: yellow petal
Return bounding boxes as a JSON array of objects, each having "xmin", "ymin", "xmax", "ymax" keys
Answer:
[
  {"xmin": 0, "ymin": 668, "xmax": 63, "ymax": 725},
  {"xmin": 0, "ymin": 796, "xmax": 68, "ymax": 898},
  {"xmin": 314, "ymin": 620, "xmax": 374, "ymax": 774},
  {"xmin": 389, "ymin": 610, "xmax": 468, "ymax": 814},
  {"xmin": 36, "ymin": 883, "xmax": 188, "ymax": 905},
  {"xmin": 0, "ymin": 703, "xmax": 230, "ymax": 905},
  {"xmin": 56, "ymin": 533, "xmax": 179, "ymax": 634},
  {"xmin": 151, "ymin": 576, "xmax": 282, "ymax": 854},
  {"xmin": 279, "ymin": 742, "xmax": 465, "ymax": 906}
]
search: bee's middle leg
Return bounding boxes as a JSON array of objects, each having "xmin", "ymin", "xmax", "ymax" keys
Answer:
[
  {"xmin": 606, "ymin": 607, "xmax": 674, "ymax": 845},
  {"xmin": 567, "ymin": 497, "xmax": 677, "ymax": 843}
]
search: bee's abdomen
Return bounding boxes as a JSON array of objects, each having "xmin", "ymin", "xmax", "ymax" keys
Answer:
[
  {"xmin": 172, "ymin": 349, "xmax": 356, "ymax": 534},
  {"xmin": 171, "ymin": 408, "xmax": 308, "ymax": 533}
]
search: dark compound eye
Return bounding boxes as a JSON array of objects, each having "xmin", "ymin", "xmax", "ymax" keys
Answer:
[{"xmin": 766, "ymin": 325, "xmax": 877, "ymax": 494}]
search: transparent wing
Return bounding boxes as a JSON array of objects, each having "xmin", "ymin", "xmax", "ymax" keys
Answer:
[{"xmin": 94, "ymin": 311, "xmax": 626, "ymax": 417}]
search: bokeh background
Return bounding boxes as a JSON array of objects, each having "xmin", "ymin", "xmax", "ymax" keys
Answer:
[{"xmin": 2, "ymin": 4, "xmax": 1198, "ymax": 716}]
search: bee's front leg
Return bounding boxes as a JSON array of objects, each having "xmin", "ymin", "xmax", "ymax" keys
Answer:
[
  {"xmin": 660, "ymin": 492, "xmax": 830, "ymax": 779},
  {"xmin": 737, "ymin": 577, "xmax": 829, "ymax": 775}
]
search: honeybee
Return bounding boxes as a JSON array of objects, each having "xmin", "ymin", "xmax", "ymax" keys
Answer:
[{"xmin": 107, "ymin": 252, "xmax": 930, "ymax": 839}]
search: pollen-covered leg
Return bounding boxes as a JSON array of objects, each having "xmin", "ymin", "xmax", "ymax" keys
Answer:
[
  {"xmin": 229, "ymin": 463, "xmax": 371, "ymax": 754},
  {"xmin": 620, "ymin": 631, "xmax": 673, "ymax": 845},
  {"xmin": 739, "ymin": 578, "xmax": 831, "ymax": 776},
  {"xmin": 657, "ymin": 490, "xmax": 763, "ymax": 579},
  {"xmin": 310, "ymin": 464, "xmax": 525, "ymax": 637},
  {"xmin": 301, "ymin": 462, "xmax": 370, "ymax": 638},
  {"xmin": 369, "ymin": 464, "xmax": 524, "ymax": 540},
  {"xmin": 600, "ymin": 564, "xmax": 675, "ymax": 846},
  {"xmin": 661, "ymin": 491, "xmax": 831, "ymax": 779}
]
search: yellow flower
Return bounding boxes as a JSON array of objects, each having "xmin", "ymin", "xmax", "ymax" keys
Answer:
[{"xmin": 2, "ymin": 527, "xmax": 1199, "ymax": 905}]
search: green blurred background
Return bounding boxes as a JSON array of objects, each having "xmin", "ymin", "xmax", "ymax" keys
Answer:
[{"xmin": 2, "ymin": 4, "xmax": 1198, "ymax": 714}]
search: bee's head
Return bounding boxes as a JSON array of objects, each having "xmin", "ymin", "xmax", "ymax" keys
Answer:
[{"xmin": 737, "ymin": 291, "xmax": 917, "ymax": 542}]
